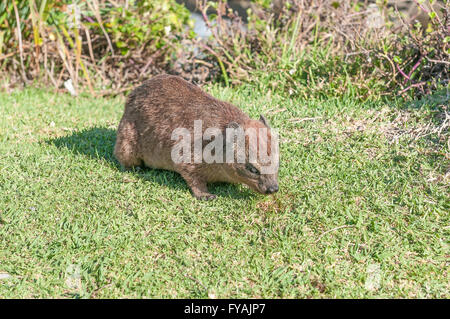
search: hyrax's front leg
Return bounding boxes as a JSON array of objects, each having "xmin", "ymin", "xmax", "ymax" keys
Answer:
[{"xmin": 179, "ymin": 172, "xmax": 216, "ymax": 200}]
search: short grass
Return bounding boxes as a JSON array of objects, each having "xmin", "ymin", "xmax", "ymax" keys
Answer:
[{"xmin": 0, "ymin": 84, "xmax": 448, "ymax": 298}]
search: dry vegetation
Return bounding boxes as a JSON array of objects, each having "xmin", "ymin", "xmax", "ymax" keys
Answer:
[
  {"xmin": 197, "ymin": 0, "xmax": 449, "ymax": 99},
  {"xmin": 0, "ymin": 0, "xmax": 448, "ymax": 100}
]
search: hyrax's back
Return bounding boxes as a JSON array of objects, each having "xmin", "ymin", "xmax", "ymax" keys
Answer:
[{"xmin": 114, "ymin": 74, "xmax": 248, "ymax": 171}]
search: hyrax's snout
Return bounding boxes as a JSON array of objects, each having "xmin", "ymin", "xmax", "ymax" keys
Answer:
[{"xmin": 265, "ymin": 184, "xmax": 279, "ymax": 194}]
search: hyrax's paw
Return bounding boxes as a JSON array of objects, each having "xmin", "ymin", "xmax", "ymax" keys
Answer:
[
  {"xmin": 120, "ymin": 165, "xmax": 131, "ymax": 172},
  {"xmin": 121, "ymin": 165, "xmax": 143, "ymax": 173},
  {"xmin": 196, "ymin": 194, "xmax": 217, "ymax": 201}
]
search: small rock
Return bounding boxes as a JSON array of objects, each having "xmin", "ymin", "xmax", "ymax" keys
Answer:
[
  {"xmin": 365, "ymin": 263, "xmax": 381, "ymax": 291},
  {"xmin": 65, "ymin": 264, "xmax": 82, "ymax": 291},
  {"xmin": 208, "ymin": 292, "xmax": 216, "ymax": 299},
  {"xmin": 0, "ymin": 273, "xmax": 11, "ymax": 280},
  {"xmin": 64, "ymin": 79, "xmax": 77, "ymax": 96}
]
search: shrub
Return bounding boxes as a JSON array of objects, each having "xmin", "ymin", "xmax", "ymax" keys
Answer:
[
  {"xmin": 197, "ymin": 0, "xmax": 449, "ymax": 99},
  {"xmin": 0, "ymin": 0, "xmax": 193, "ymax": 94},
  {"xmin": 375, "ymin": 0, "xmax": 449, "ymax": 97}
]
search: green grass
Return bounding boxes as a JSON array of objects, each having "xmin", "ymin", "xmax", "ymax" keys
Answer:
[{"xmin": 0, "ymin": 85, "xmax": 448, "ymax": 298}]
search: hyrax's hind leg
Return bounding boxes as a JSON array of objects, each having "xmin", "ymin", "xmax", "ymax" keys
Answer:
[{"xmin": 114, "ymin": 120, "xmax": 142, "ymax": 170}]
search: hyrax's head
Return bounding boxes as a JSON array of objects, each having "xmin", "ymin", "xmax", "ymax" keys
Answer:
[{"xmin": 224, "ymin": 115, "xmax": 279, "ymax": 195}]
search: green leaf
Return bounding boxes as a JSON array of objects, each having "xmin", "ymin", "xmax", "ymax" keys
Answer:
[{"xmin": 393, "ymin": 56, "xmax": 403, "ymax": 63}]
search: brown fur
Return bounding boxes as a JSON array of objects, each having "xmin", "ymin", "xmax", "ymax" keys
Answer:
[{"xmin": 114, "ymin": 74, "xmax": 279, "ymax": 199}]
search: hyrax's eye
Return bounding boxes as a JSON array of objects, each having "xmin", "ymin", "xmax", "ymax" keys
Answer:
[{"xmin": 246, "ymin": 163, "xmax": 260, "ymax": 175}]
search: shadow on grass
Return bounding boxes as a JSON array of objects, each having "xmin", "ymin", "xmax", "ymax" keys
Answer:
[
  {"xmin": 400, "ymin": 88, "xmax": 449, "ymax": 111},
  {"xmin": 391, "ymin": 89, "xmax": 449, "ymax": 180},
  {"xmin": 48, "ymin": 126, "xmax": 255, "ymax": 200}
]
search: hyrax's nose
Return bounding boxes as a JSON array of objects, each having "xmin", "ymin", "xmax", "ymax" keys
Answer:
[{"xmin": 266, "ymin": 184, "xmax": 279, "ymax": 194}]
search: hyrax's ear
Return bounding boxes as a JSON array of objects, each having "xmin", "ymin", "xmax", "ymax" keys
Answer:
[
  {"xmin": 259, "ymin": 115, "xmax": 270, "ymax": 128},
  {"xmin": 227, "ymin": 121, "xmax": 240, "ymax": 129}
]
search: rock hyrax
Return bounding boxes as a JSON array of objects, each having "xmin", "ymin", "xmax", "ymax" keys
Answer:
[{"xmin": 114, "ymin": 74, "xmax": 279, "ymax": 200}]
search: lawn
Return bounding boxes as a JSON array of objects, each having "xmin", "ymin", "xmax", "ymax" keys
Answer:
[{"xmin": 0, "ymin": 84, "xmax": 448, "ymax": 298}]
